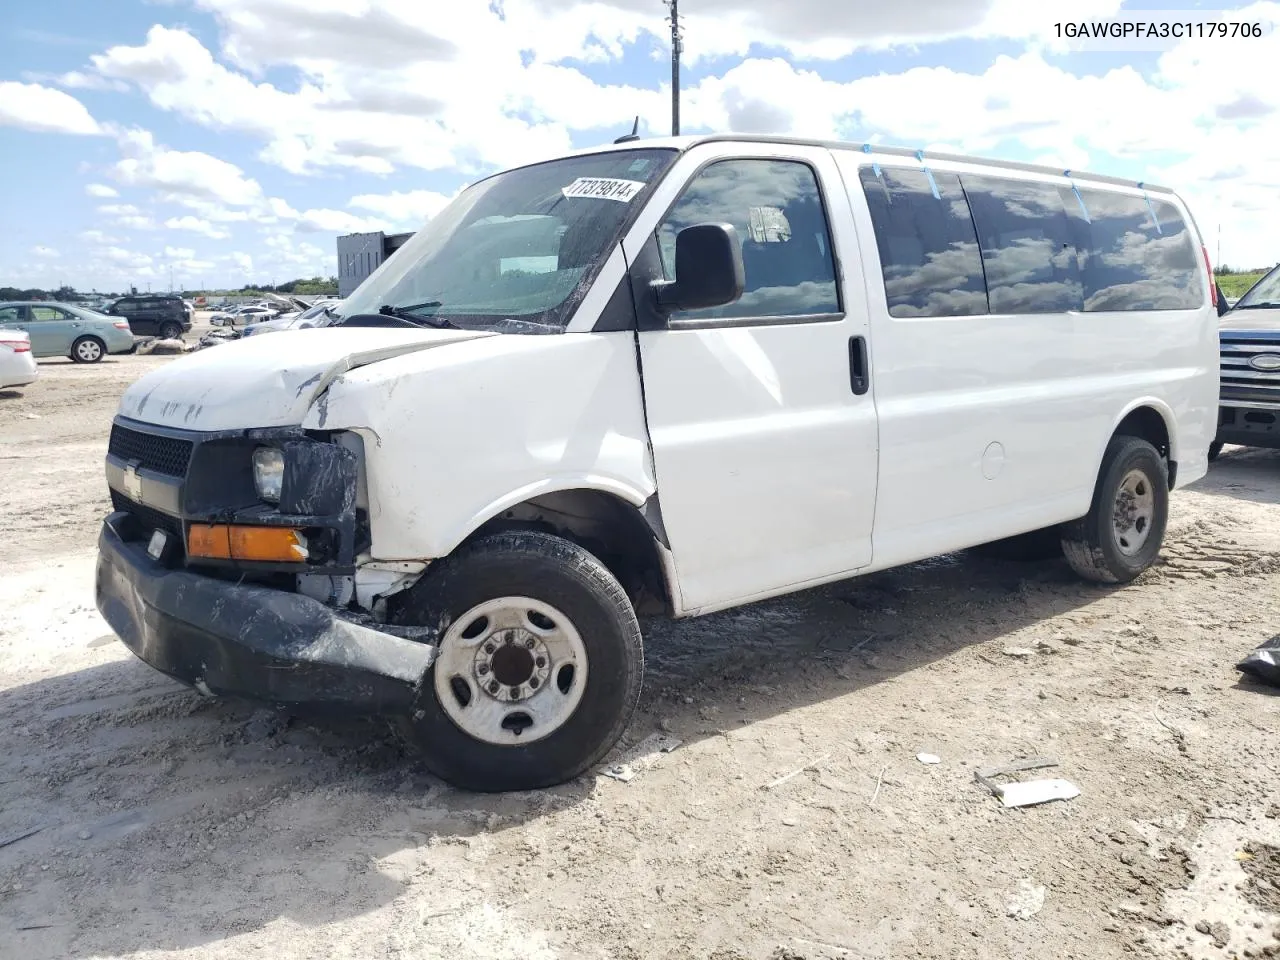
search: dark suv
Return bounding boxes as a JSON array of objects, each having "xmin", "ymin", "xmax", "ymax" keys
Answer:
[{"xmin": 107, "ymin": 295, "xmax": 192, "ymax": 339}]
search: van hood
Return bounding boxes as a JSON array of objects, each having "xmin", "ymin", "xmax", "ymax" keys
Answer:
[
  {"xmin": 118, "ymin": 327, "xmax": 495, "ymax": 430},
  {"xmin": 1221, "ymin": 306, "xmax": 1280, "ymax": 334}
]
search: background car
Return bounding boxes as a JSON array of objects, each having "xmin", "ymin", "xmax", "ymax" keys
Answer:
[
  {"xmin": 0, "ymin": 328, "xmax": 38, "ymax": 389},
  {"xmin": 240, "ymin": 299, "xmax": 343, "ymax": 337},
  {"xmin": 106, "ymin": 294, "xmax": 191, "ymax": 339},
  {"xmin": 210, "ymin": 305, "xmax": 274, "ymax": 327},
  {"xmin": 0, "ymin": 301, "xmax": 135, "ymax": 363}
]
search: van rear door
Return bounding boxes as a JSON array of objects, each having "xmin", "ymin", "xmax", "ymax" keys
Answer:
[{"xmin": 628, "ymin": 143, "xmax": 878, "ymax": 615}]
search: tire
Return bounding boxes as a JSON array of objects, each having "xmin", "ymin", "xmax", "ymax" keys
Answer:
[
  {"xmin": 970, "ymin": 525, "xmax": 1063, "ymax": 562},
  {"xmin": 393, "ymin": 530, "xmax": 644, "ymax": 792},
  {"xmin": 70, "ymin": 336, "xmax": 105, "ymax": 364},
  {"xmin": 1208, "ymin": 441, "xmax": 1224, "ymax": 462},
  {"xmin": 158, "ymin": 322, "xmax": 183, "ymax": 341},
  {"xmin": 1062, "ymin": 435, "xmax": 1168, "ymax": 584}
]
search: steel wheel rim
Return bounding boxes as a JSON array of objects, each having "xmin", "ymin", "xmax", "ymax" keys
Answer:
[
  {"xmin": 76, "ymin": 340, "xmax": 101, "ymax": 361},
  {"xmin": 433, "ymin": 596, "xmax": 588, "ymax": 746},
  {"xmin": 1112, "ymin": 468, "xmax": 1155, "ymax": 556}
]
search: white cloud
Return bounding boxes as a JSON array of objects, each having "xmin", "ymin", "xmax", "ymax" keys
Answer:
[
  {"xmin": 293, "ymin": 208, "xmax": 388, "ymax": 235},
  {"xmin": 112, "ymin": 128, "xmax": 264, "ymax": 207},
  {"xmin": 348, "ymin": 189, "xmax": 454, "ymax": 228},
  {"xmin": 162, "ymin": 245, "xmax": 196, "ymax": 259},
  {"xmin": 55, "ymin": 71, "xmax": 131, "ymax": 93},
  {"xmin": 97, "ymin": 203, "xmax": 142, "ymax": 216},
  {"xmin": 80, "ymin": 229, "xmax": 123, "ymax": 244},
  {"xmin": 31, "ymin": 245, "xmax": 60, "ymax": 259},
  {"xmin": 164, "ymin": 216, "xmax": 232, "ymax": 240},
  {"xmin": 96, "ymin": 245, "xmax": 154, "ymax": 269},
  {"xmin": 0, "ymin": 81, "xmax": 102, "ymax": 135},
  {"xmin": 97, "ymin": 202, "xmax": 157, "ymax": 231},
  {"xmin": 86, "ymin": 183, "xmax": 120, "ymax": 198}
]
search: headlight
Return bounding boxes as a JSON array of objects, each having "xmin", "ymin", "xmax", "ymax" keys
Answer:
[{"xmin": 252, "ymin": 446, "xmax": 285, "ymax": 503}]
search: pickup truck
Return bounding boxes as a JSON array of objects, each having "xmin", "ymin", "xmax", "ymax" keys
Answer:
[{"xmin": 1213, "ymin": 264, "xmax": 1280, "ymax": 458}]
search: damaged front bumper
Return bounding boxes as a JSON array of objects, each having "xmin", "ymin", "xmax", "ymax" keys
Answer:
[{"xmin": 95, "ymin": 518, "xmax": 437, "ymax": 714}]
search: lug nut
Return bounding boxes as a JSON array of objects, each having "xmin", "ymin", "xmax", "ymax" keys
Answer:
[
  {"xmin": 535, "ymin": 656, "xmax": 546, "ymax": 668},
  {"xmin": 488, "ymin": 681, "xmax": 500, "ymax": 694},
  {"xmin": 484, "ymin": 644, "xmax": 495, "ymax": 655},
  {"xmin": 477, "ymin": 664, "xmax": 489, "ymax": 676},
  {"xmin": 529, "ymin": 677, "xmax": 539, "ymax": 689},
  {"xmin": 525, "ymin": 637, "xmax": 536, "ymax": 649}
]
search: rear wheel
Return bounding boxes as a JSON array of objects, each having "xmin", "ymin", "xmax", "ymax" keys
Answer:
[
  {"xmin": 1208, "ymin": 441, "xmax": 1224, "ymax": 462},
  {"xmin": 70, "ymin": 336, "xmax": 105, "ymax": 363},
  {"xmin": 394, "ymin": 530, "xmax": 644, "ymax": 792},
  {"xmin": 158, "ymin": 321, "xmax": 183, "ymax": 340},
  {"xmin": 1062, "ymin": 436, "xmax": 1168, "ymax": 584}
]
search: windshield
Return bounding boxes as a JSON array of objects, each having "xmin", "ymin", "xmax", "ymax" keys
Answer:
[
  {"xmin": 340, "ymin": 148, "xmax": 678, "ymax": 332},
  {"xmin": 1234, "ymin": 263, "xmax": 1280, "ymax": 309},
  {"xmin": 297, "ymin": 301, "xmax": 333, "ymax": 320}
]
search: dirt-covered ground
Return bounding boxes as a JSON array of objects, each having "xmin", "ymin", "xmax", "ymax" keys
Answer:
[{"xmin": 2, "ymin": 332, "xmax": 1278, "ymax": 960}]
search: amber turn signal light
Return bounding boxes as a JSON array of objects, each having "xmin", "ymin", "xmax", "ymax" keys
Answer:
[{"xmin": 187, "ymin": 524, "xmax": 308, "ymax": 562}]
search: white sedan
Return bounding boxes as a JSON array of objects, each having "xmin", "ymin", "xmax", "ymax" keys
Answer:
[{"xmin": 0, "ymin": 329, "xmax": 38, "ymax": 390}]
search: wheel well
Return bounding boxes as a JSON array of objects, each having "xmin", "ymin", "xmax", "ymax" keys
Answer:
[
  {"xmin": 1114, "ymin": 405, "xmax": 1175, "ymax": 484},
  {"xmin": 465, "ymin": 490, "xmax": 671, "ymax": 616}
]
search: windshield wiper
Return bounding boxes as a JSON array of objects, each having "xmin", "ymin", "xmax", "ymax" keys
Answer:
[
  {"xmin": 378, "ymin": 303, "xmax": 458, "ymax": 329},
  {"xmin": 1235, "ymin": 301, "xmax": 1280, "ymax": 309}
]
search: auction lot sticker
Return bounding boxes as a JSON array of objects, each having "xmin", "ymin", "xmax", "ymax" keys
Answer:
[{"xmin": 561, "ymin": 177, "xmax": 646, "ymax": 202}]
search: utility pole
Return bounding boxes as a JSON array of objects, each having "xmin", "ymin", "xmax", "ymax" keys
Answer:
[{"xmin": 664, "ymin": 0, "xmax": 683, "ymax": 135}]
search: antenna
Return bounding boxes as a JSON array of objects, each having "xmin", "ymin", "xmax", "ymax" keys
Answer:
[
  {"xmin": 613, "ymin": 116, "xmax": 641, "ymax": 144},
  {"xmin": 663, "ymin": 0, "xmax": 683, "ymax": 135}
]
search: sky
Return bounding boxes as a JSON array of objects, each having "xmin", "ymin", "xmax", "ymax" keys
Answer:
[{"xmin": 1, "ymin": 0, "xmax": 1278, "ymax": 293}]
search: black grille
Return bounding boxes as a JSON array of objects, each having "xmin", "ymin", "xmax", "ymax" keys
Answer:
[
  {"xmin": 110, "ymin": 490, "xmax": 183, "ymax": 542},
  {"xmin": 108, "ymin": 423, "xmax": 193, "ymax": 477}
]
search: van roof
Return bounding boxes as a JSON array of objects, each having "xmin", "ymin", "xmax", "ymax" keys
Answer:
[{"xmin": 557, "ymin": 134, "xmax": 1173, "ymax": 195}]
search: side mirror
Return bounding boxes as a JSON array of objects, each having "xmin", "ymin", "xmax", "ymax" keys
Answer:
[
  {"xmin": 653, "ymin": 222, "xmax": 745, "ymax": 313},
  {"xmin": 1216, "ymin": 286, "xmax": 1231, "ymax": 317}
]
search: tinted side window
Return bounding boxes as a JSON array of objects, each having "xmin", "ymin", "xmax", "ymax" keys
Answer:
[
  {"xmin": 962, "ymin": 175, "xmax": 1083, "ymax": 313},
  {"xmin": 115, "ymin": 301, "xmax": 137, "ymax": 314},
  {"xmin": 657, "ymin": 158, "xmax": 840, "ymax": 323},
  {"xmin": 1073, "ymin": 190, "xmax": 1203, "ymax": 311},
  {"xmin": 859, "ymin": 167, "xmax": 987, "ymax": 318},
  {"xmin": 0, "ymin": 306, "xmax": 24, "ymax": 323}
]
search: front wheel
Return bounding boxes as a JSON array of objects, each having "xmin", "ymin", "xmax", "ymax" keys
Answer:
[
  {"xmin": 1062, "ymin": 436, "xmax": 1169, "ymax": 584},
  {"xmin": 393, "ymin": 530, "xmax": 644, "ymax": 792},
  {"xmin": 70, "ymin": 336, "xmax": 105, "ymax": 363}
]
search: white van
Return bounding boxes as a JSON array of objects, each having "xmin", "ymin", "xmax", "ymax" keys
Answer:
[{"xmin": 96, "ymin": 136, "xmax": 1219, "ymax": 791}]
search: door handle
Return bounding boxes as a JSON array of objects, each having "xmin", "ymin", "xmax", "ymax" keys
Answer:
[{"xmin": 848, "ymin": 335, "xmax": 869, "ymax": 396}]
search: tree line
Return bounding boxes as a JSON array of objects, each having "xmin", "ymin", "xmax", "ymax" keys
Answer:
[{"xmin": 0, "ymin": 276, "xmax": 339, "ymax": 301}]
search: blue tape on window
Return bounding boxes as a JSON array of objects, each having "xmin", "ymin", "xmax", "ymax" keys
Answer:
[
  {"xmin": 1064, "ymin": 170, "xmax": 1090, "ymax": 223},
  {"xmin": 862, "ymin": 143, "xmax": 881, "ymax": 178},
  {"xmin": 915, "ymin": 149, "xmax": 939, "ymax": 200},
  {"xmin": 1137, "ymin": 182, "xmax": 1162, "ymax": 234}
]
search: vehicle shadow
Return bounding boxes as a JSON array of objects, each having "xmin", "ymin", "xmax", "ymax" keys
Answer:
[
  {"xmin": 0, "ymin": 548, "xmax": 1107, "ymax": 958},
  {"xmin": 0, "ymin": 389, "xmax": 24, "ymax": 400},
  {"xmin": 1190, "ymin": 445, "xmax": 1280, "ymax": 507}
]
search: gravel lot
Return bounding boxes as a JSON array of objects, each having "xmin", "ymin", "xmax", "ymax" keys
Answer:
[{"xmin": 2, "ymin": 327, "xmax": 1279, "ymax": 960}]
